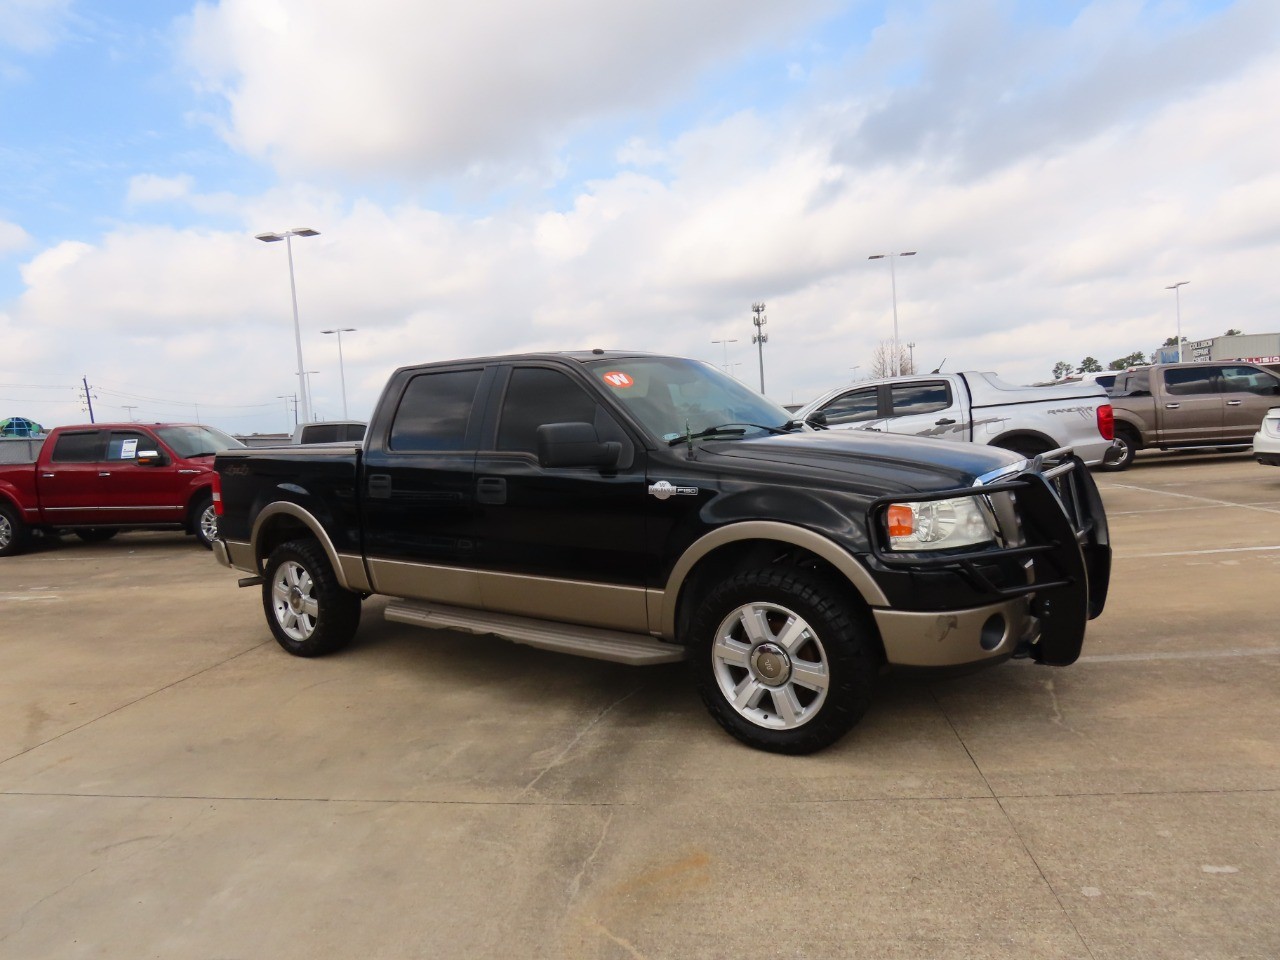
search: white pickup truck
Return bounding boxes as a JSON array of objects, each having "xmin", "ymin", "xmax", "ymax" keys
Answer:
[{"xmin": 796, "ymin": 372, "xmax": 1117, "ymax": 465}]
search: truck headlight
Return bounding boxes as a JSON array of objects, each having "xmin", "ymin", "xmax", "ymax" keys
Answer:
[{"xmin": 885, "ymin": 496, "xmax": 999, "ymax": 551}]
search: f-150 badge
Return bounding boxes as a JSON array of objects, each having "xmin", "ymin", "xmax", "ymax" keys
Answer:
[{"xmin": 648, "ymin": 480, "xmax": 699, "ymax": 500}]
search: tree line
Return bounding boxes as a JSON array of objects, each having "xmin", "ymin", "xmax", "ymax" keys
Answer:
[{"xmin": 1051, "ymin": 328, "xmax": 1244, "ymax": 379}]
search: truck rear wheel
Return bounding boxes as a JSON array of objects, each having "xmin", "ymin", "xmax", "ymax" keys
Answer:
[
  {"xmin": 0, "ymin": 502, "xmax": 30, "ymax": 557},
  {"xmin": 262, "ymin": 539, "xmax": 361, "ymax": 657},
  {"xmin": 689, "ymin": 567, "xmax": 876, "ymax": 754},
  {"xmin": 1101, "ymin": 426, "xmax": 1137, "ymax": 471}
]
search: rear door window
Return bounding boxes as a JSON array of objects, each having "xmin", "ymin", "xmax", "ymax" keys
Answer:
[
  {"xmin": 50, "ymin": 431, "xmax": 104, "ymax": 462},
  {"xmin": 389, "ymin": 370, "xmax": 484, "ymax": 451},
  {"xmin": 1163, "ymin": 366, "xmax": 1219, "ymax": 396}
]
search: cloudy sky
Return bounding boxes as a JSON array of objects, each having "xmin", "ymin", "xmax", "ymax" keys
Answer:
[{"xmin": 1, "ymin": 0, "xmax": 1277, "ymax": 433}]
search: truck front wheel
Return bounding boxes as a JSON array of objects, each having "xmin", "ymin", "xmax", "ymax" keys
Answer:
[
  {"xmin": 689, "ymin": 567, "xmax": 876, "ymax": 754},
  {"xmin": 0, "ymin": 502, "xmax": 30, "ymax": 557},
  {"xmin": 262, "ymin": 539, "xmax": 361, "ymax": 657},
  {"xmin": 191, "ymin": 493, "xmax": 217, "ymax": 549}
]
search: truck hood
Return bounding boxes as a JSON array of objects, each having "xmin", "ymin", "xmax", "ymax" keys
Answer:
[{"xmin": 702, "ymin": 429, "xmax": 1025, "ymax": 494}]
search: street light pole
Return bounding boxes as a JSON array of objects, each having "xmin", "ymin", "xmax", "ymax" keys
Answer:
[
  {"xmin": 256, "ymin": 227, "xmax": 320, "ymax": 423},
  {"xmin": 322, "ymin": 327, "xmax": 357, "ymax": 418},
  {"xmin": 868, "ymin": 251, "xmax": 916, "ymax": 376},
  {"xmin": 1165, "ymin": 281, "xmax": 1189, "ymax": 362}
]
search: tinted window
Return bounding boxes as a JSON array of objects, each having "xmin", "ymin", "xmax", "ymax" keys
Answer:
[
  {"xmin": 343, "ymin": 424, "xmax": 367, "ymax": 441},
  {"xmin": 890, "ymin": 382, "xmax": 951, "ymax": 416},
  {"xmin": 154, "ymin": 426, "xmax": 244, "ymax": 457},
  {"xmin": 302, "ymin": 425, "xmax": 342, "ymax": 443},
  {"xmin": 498, "ymin": 368, "xmax": 599, "ymax": 452},
  {"xmin": 820, "ymin": 387, "xmax": 880, "ymax": 425},
  {"xmin": 106, "ymin": 431, "xmax": 153, "ymax": 462},
  {"xmin": 51, "ymin": 431, "xmax": 104, "ymax": 462},
  {"xmin": 389, "ymin": 370, "xmax": 483, "ymax": 451},
  {"xmin": 1221, "ymin": 366, "xmax": 1280, "ymax": 396},
  {"xmin": 1163, "ymin": 366, "xmax": 1218, "ymax": 396}
]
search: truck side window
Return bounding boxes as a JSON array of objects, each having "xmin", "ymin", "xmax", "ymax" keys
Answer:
[
  {"xmin": 1221, "ymin": 366, "xmax": 1280, "ymax": 395},
  {"xmin": 389, "ymin": 370, "xmax": 484, "ymax": 451},
  {"xmin": 890, "ymin": 382, "xmax": 950, "ymax": 415},
  {"xmin": 497, "ymin": 368, "xmax": 598, "ymax": 452},
  {"xmin": 819, "ymin": 386, "xmax": 880, "ymax": 425},
  {"xmin": 50, "ymin": 431, "xmax": 104, "ymax": 462},
  {"xmin": 1162, "ymin": 366, "xmax": 1218, "ymax": 396},
  {"xmin": 106, "ymin": 431, "xmax": 152, "ymax": 462}
]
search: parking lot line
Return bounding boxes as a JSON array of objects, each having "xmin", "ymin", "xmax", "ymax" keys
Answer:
[{"xmin": 1104, "ymin": 482, "xmax": 1280, "ymax": 515}]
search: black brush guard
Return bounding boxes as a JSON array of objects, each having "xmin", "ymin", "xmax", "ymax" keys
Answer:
[{"xmin": 868, "ymin": 450, "xmax": 1111, "ymax": 666}]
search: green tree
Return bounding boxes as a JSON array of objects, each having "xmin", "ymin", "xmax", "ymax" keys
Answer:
[
  {"xmin": 1224, "ymin": 328, "xmax": 1242, "ymax": 336},
  {"xmin": 1162, "ymin": 336, "xmax": 1187, "ymax": 346},
  {"xmin": 1052, "ymin": 360, "xmax": 1073, "ymax": 379},
  {"xmin": 1108, "ymin": 350, "xmax": 1148, "ymax": 370},
  {"xmin": 1078, "ymin": 357, "xmax": 1103, "ymax": 373}
]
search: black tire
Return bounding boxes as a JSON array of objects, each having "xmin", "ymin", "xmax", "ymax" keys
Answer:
[
  {"xmin": 689, "ymin": 567, "xmax": 876, "ymax": 754},
  {"xmin": 0, "ymin": 502, "xmax": 30, "ymax": 558},
  {"xmin": 1101, "ymin": 426, "xmax": 1138, "ymax": 471},
  {"xmin": 190, "ymin": 492, "xmax": 217, "ymax": 550},
  {"xmin": 74, "ymin": 528, "xmax": 119, "ymax": 543},
  {"xmin": 262, "ymin": 539, "xmax": 361, "ymax": 657}
]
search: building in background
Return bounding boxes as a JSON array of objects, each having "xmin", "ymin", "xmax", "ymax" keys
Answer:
[{"xmin": 1155, "ymin": 332, "xmax": 1280, "ymax": 365}]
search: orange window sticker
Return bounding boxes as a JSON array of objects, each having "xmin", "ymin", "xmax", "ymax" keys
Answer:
[{"xmin": 602, "ymin": 371, "xmax": 634, "ymax": 388}]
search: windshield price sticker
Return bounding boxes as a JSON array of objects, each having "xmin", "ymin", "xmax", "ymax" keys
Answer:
[{"xmin": 602, "ymin": 372, "xmax": 634, "ymax": 388}]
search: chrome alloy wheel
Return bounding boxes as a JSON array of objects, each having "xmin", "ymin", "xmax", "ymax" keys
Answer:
[
  {"xmin": 271, "ymin": 560, "xmax": 319, "ymax": 641},
  {"xmin": 711, "ymin": 601, "xmax": 830, "ymax": 730},
  {"xmin": 0, "ymin": 514, "xmax": 11, "ymax": 551},
  {"xmin": 199, "ymin": 504, "xmax": 218, "ymax": 544}
]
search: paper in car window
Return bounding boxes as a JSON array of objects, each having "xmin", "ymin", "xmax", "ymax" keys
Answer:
[{"xmin": 121, "ymin": 438, "xmax": 138, "ymax": 459}]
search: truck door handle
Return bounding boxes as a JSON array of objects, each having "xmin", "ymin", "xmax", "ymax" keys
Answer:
[
  {"xmin": 935, "ymin": 418, "xmax": 956, "ymax": 425},
  {"xmin": 41, "ymin": 473, "xmax": 55, "ymax": 479},
  {"xmin": 1226, "ymin": 400, "xmax": 1242, "ymax": 406},
  {"xmin": 98, "ymin": 471, "xmax": 112, "ymax": 477},
  {"xmin": 368, "ymin": 474, "xmax": 392, "ymax": 499},
  {"xmin": 1164, "ymin": 402, "xmax": 1181, "ymax": 409},
  {"xmin": 476, "ymin": 477, "xmax": 507, "ymax": 505}
]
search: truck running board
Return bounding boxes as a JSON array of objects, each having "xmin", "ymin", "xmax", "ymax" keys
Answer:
[{"xmin": 383, "ymin": 599, "xmax": 689, "ymax": 666}]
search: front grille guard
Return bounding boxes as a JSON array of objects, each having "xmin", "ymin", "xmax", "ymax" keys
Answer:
[{"xmin": 867, "ymin": 448, "xmax": 1111, "ymax": 616}]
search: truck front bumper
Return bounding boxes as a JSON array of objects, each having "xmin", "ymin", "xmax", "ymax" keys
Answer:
[{"xmin": 873, "ymin": 595, "xmax": 1036, "ymax": 668}]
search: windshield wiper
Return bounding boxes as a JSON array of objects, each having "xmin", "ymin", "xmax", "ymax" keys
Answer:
[{"xmin": 666, "ymin": 422, "xmax": 793, "ymax": 446}]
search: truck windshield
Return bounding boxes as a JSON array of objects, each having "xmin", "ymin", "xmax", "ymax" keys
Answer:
[
  {"xmin": 587, "ymin": 357, "xmax": 797, "ymax": 443},
  {"xmin": 154, "ymin": 425, "xmax": 245, "ymax": 458}
]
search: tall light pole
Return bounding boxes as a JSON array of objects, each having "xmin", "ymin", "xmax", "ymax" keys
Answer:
[
  {"xmin": 751, "ymin": 302, "xmax": 768, "ymax": 394},
  {"xmin": 277, "ymin": 394, "xmax": 297, "ymax": 428},
  {"xmin": 302, "ymin": 371, "xmax": 319, "ymax": 418},
  {"xmin": 868, "ymin": 251, "xmax": 916, "ymax": 376},
  {"xmin": 322, "ymin": 327, "xmax": 357, "ymax": 418},
  {"xmin": 712, "ymin": 338, "xmax": 738, "ymax": 374},
  {"xmin": 1165, "ymin": 281, "xmax": 1189, "ymax": 362},
  {"xmin": 256, "ymin": 227, "xmax": 320, "ymax": 423}
]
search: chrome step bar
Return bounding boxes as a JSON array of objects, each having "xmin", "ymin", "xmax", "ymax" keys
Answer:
[{"xmin": 383, "ymin": 599, "xmax": 688, "ymax": 666}]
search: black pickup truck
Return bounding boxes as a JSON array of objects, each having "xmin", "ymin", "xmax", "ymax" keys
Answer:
[{"xmin": 213, "ymin": 351, "xmax": 1110, "ymax": 753}]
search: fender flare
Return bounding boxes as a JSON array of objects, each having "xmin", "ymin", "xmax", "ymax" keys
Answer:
[
  {"xmin": 251, "ymin": 502, "xmax": 370, "ymax": 592},
  {"xmin": 658, "ymin": 520, "xmax": 889, "ymax": 640}
]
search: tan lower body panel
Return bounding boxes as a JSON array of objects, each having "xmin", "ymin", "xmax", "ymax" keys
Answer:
[{"xmin": 872, "ymin": 596, "xmax": 1034, "ymax": 667}]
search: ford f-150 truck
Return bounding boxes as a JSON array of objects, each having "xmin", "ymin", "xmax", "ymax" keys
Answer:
[
  {"xmin": 212, "ymin": 351, "xmax": 1111, "ymax": 754},
  {"xmin": 795, "ymin": 372, "xmax": 1117, "ymax": 466},
  {"xmin": 0, "ymin": 422, "xmax": 240, "ymax": 557},
  {"xmin": 1107, "ymin": 361, "xmax": 1280, "ymax": 469}
]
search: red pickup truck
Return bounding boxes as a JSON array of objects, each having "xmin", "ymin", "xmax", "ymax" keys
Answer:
[{"xmin": 0, "ymin": 423, "xmax": 243, "ymax": 557}]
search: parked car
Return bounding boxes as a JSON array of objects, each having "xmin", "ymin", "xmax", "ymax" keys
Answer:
[
  {"xmin": 291, "ymin": 420, "xmax": 366, "ymax": 444},
  {"xmin": 212, "ymin": 351, "xmax": 1110, "ymax": 755},
  {"xmin": 1254, "ymin": 407, "xmax": 1280, "ymax": 466},
  {"xmin": 0, "ymin": 423, "xmax": 242, "ymax": 557},
  {"xmin": 1107, "ymin": 362, "xmax": 1280, "ymax": 469},
  {"xmin": 796, "ymin": 371, "xmax": 1117, "ymax": 465}
]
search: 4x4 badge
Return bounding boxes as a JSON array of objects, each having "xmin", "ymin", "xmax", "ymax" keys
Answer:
[{"xmin": 648, "ymin": 480, "xmax": 699, "ymax": 500}]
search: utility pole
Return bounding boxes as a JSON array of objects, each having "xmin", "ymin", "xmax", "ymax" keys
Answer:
[
  {"xmin": 751, "ymin": 302, "xmax": 768, "ymax": 394},
  {"xmin": 81, "ymin": 376, "xmax": 96, "ymax": 423},
  {"xmin": 711, "ymin": 338, "xmax": 738, "ymax": 374},
  {"xmin": 122, "ymin": 405, "xmax": 138, "ymax": 421}
]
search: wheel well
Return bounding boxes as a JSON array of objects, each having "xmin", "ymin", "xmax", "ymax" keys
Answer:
[
  {"xmin": 673, "ymin": 538, "xmax": 886, "ymax": 662},
  {"xmin": 254, "ymin": 515, "xmax": 317, "ymax": 569},
  {"xmin": 184, "ymin": 485, "xmax": 214, "ymax": 525},
  {"xmin": 1113, "ymin": 421, "xmax": 1142, "ymax": 448},
  {"xmin": 990, "ymin": 431, "xmax": 1056, "ymax": 456}
]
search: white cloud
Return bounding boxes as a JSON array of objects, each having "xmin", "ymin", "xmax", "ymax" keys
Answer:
[
  {"xmin": 125, "ymin": 173, "xmax": 196, "ymax": 206},
  {"xmin": 180, "ymin": 0, "xmax": 834, "ymax": 178},
  {"xmin": 0, "ymin": 220, "xmax": 32, "ymax": 254},
  {"xmin": 0, "ymin": 0, "xmax": 71, "ymax": 53}
]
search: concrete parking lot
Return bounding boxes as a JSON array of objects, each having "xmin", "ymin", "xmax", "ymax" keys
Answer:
[{"xmin": 1, "ymin": 450, "xmax": 1277, "ymax": 959}]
